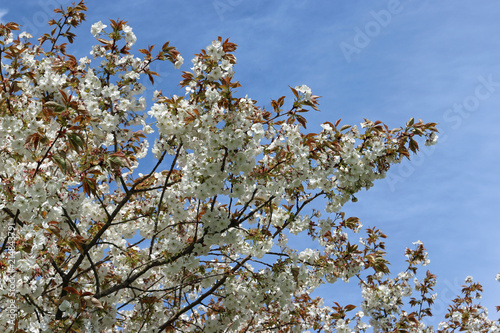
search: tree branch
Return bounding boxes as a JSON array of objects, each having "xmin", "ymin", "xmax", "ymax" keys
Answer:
[
  {"xmin": 149, "ymin": 143, "xmax": 183, "ymax": 259},
  {"xmin": 156, "ymin": 255, "xmax": 252, "ymax": 332}
]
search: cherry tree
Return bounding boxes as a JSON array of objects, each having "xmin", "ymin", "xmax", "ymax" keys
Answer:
[{"xmin": 0, "ymin": 2, "xmax": 498, "ymax": 332}]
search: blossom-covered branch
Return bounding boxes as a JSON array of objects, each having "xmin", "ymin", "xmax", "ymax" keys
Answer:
[{"xmin": 0, "ymin": 2, "xmax": 498, "ymax": 332}]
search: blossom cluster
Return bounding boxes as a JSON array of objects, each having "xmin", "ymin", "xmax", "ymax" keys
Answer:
[{"xmin": 0, "ymin": 2, "xmax": 498, "ymax": 332}]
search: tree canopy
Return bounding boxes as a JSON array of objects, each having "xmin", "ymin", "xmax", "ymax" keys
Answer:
[{"xmin": 0, "ymin": 2, "xmax": 498, "ymax": 332}]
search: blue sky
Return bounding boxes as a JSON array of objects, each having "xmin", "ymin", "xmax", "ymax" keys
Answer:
[{"xmin": 2, "ymin": 0, "xmax": 499, "ymax": 327}]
